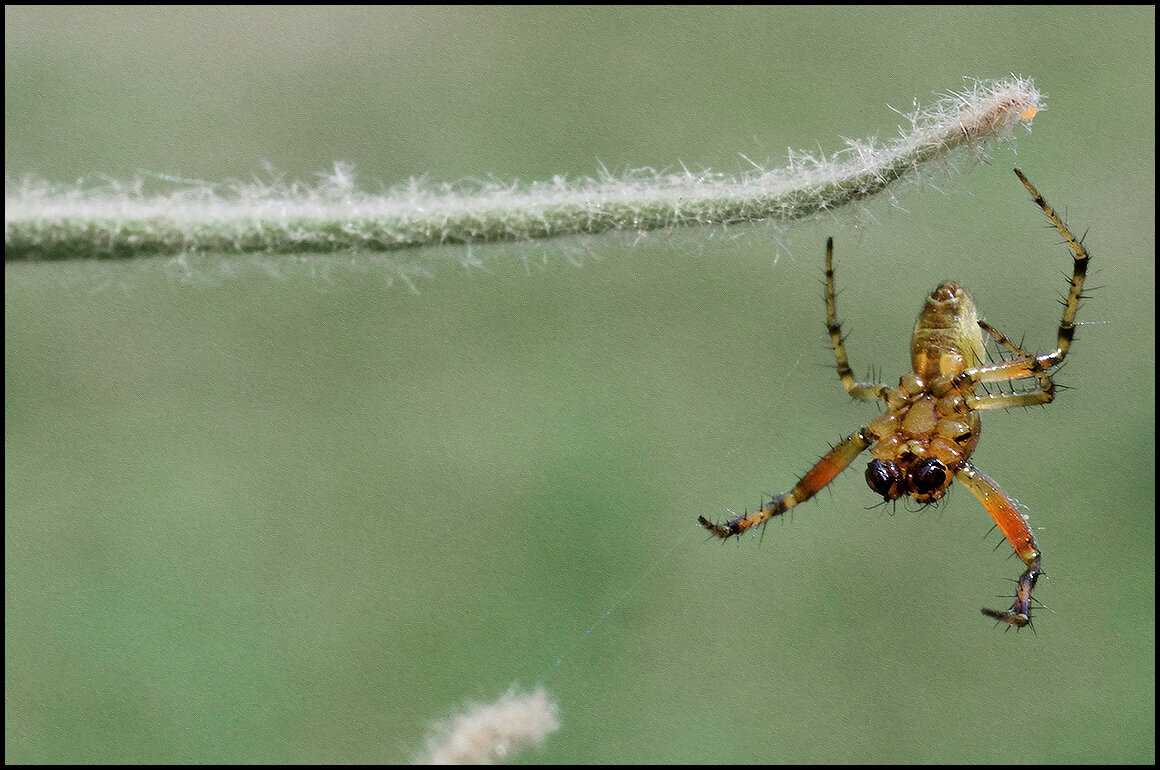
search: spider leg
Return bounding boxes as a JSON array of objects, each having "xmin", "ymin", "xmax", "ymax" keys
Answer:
[
  {"xmin": 826, "ymin": 238, "xmax": 887, "ymax": 401},
  {"xmin": 978, "ymin": 319, "xmax": 1049, "ymax": 384},
  {"xmin": 955, "ymin": 170, "xmax": 1090, "ymax": 411},
  {"xmin": 953, "ymin": 462, "xmax": 1042, "ymax": 627},
  {"xmin": 699, "ymin": 428, "xmax": 872, "ymax": 538},
  {"xmin": 963, "ymin": 319, "xmax": 1056, "ymax": 409},
  {"xmin": 1014, "ymin": 168, "xmax": 1090, "ymax": 370}
]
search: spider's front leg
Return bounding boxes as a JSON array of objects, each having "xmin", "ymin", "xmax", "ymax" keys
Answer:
[
  {"xmin": 954, "ymin": 462, "xmax": 1042, "ymax": 627},
  {"xmin": 699, "ymin": 428, "xmax": 872, "ymax": 538}
]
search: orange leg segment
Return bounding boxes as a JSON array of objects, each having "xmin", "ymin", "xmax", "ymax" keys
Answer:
[
  {"xmin": 699, "ymin": 428, "xmax": 872, "ymax": 538},
  {"xmin": 954, "ymin": 462, "xmax": 1042, "ymax": 627}
]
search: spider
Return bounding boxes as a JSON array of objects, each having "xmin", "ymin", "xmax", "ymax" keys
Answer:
[{"xmin": 699, "ymin": 168, "xmax": 1090, "ymax": 628}]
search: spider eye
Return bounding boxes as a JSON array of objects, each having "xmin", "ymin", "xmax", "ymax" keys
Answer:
[
  {"xmin": 910, "ymin": 458, "xmax": 948, "ymax": 495},
  {"xmin": 866, "ymin": 459, "xmax": 903, "ymax": 500}
]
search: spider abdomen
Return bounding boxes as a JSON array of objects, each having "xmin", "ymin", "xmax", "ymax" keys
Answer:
[{"xmin": 911, "ymin": 281, "xmax": 987, "ymax": 382}]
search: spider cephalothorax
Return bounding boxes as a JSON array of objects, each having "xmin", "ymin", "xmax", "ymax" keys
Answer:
[{"xmin": 699, "ymin": 169, "xmax": 1090, "ymax": 629}]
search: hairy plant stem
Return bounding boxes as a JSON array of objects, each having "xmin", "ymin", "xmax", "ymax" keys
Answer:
[{"xmin": 5, "ymin": 78, "xmax": 1041, "ymax": 264}]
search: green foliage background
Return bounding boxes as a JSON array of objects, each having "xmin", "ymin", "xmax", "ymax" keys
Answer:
[{"xmin": 6, "ymin": 6, "xmax": 1154, "ymax": 763}]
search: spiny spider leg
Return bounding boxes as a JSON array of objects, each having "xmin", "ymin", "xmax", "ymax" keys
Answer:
[
  {"xmin": 699, "ymin": 429, "xmax": 872, "ymax": 538},
  {"xmin": 826, "ymin": 237, "xmax": 888, "ymax": 401},
  {"xmin": 1014, "ymin": 167, "xmax": 1090, "ymax": 367},
  {"xmin": 954, "ymin": 463, "xmax": 1041, "ymax": 627},
  {"xmin": 972, "ymin": 319, "xmax": 1056, "ymax": 408},
  {"xmin": 700, "ymin": 239, "xmax": 886, "ymax": 537},
  {"xmin": 956, "ymin": 168, "xmax": 1091, "ymax": 411}
]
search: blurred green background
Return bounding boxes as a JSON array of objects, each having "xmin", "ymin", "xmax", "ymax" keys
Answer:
[{"xmin": 5, "ymin": 6, "xmax": 1154, "ymax": 764}]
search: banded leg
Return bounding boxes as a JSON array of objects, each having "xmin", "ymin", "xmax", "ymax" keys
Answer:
[
  {"xmin": 957, "ymin": 169, "xmax": 1090, "ymax": 410},
  {"xmin": 1014, "ymin": 167, "xmax": 1090, "ymax": 369},
  {"xmin": 826, "ymin": 238, "xmax": 887, "ymax": 401},
  {"xmin": 954, "ymin": 462, "xmax": 1042, "ymax": 627},
  {"xmin": 699, "ymin": 428, "xmax": 872, "ymax": 538}
]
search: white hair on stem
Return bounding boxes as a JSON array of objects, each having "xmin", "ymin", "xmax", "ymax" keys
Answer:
[{"xmin": 6, "ymin": 77, "xmax": 1041, "ymax": 266}]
